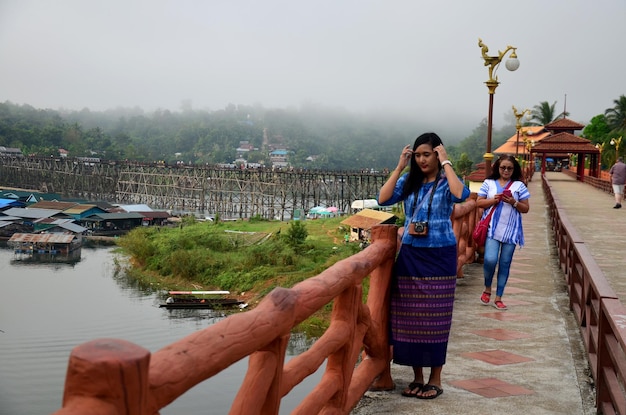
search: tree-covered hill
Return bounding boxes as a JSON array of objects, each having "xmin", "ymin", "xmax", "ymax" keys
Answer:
[{"xmin": 0, "ymin": 100, "xmax": 523, "ymax": 172}]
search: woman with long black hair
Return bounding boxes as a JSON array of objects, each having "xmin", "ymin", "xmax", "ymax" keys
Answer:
[{"xmin": 377, "ymin": 132, "xmax": 470, "ymax": 399}]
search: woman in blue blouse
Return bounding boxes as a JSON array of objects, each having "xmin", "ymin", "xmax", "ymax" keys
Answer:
[
  {"xmin": 378, "ymin": 132, "xmax": 470, "ymax": 399},
  {"xmin": 476, "ymin": 155, "xmax": 530, "ymax": 310}
]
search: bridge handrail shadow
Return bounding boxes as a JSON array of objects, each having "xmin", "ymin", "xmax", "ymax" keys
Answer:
[
  {"xmin": 52, "ymin": 197, "xmax": 481, "ymax": 415},
  {"xmin": 543, "ymin": 173, "xmax": 626, "ymax": 415}
]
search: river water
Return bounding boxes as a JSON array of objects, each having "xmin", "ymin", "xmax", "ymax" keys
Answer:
[{"xmin": 0, "ymin": 246, "xmax": 321, "ymax": 415}]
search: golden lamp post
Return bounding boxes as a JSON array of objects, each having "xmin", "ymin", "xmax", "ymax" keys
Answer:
[
  {"xmin": 596, "ymin": 142, "xmax": 605, "ymax": 174},
  {"xmin": 610, "ymin": 136, "xmax": 623, "ymax": 164},
  {"xmin": 524, "ymin": 136, "xmax": 535, "ymax": 168},
  {"xmin": 513, "ymin": 105, "xmax": 530, "ymax": 158},
  {"xmin": 478, "ymin": 38, "xmax": 520, "ymax": 177}
]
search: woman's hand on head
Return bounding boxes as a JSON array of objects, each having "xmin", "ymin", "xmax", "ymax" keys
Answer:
[
  {"xmin": 397, "ymin": 145, "xmax": 412, "ymax": 171},
  {"xmin": 434, "ymin": 145, "xmax": 449, "ymax": 163}
]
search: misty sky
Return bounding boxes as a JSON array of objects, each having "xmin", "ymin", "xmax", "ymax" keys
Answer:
[{"xmin": 1, "ymin": 0, "xmax": 625, "ymax": 136}]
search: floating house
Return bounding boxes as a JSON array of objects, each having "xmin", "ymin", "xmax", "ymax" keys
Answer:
[{"xmin": 8, "ymin": 232, "xmax": 83, "ymax": 255}]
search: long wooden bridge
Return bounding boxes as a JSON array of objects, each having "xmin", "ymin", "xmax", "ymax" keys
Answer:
[{"xmin": 0, "ymin": 157, "xmax": 386, "ymax": 219}]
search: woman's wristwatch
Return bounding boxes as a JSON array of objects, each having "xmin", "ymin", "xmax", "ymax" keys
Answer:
[{"xmin": 513, "ymin": 201, "xmax": 519, "ymax": 208}]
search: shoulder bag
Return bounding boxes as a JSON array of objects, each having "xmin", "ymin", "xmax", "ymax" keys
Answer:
[{"xmin": 472, "ymin": 181, "xmax": 513, "ymax": 247}]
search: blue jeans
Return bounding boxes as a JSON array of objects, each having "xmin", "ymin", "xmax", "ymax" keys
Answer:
[{"xmin": 483, "ymin": 237, "xmax": 516, "ymax": 297}]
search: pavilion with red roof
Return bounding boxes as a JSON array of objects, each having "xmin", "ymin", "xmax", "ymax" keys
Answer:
[{"xmin": 468, "ymin": 117, "xmax": 599, "ymax": 184}]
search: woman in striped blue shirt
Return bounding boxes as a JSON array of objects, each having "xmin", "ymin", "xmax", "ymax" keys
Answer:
[
  {"xmin": 477, "ymin": 155, "xmax": 530, "ymax": 310},
  {"xmin": 378, "ymin": 132, "xmax": 470, "ymax": 399}
]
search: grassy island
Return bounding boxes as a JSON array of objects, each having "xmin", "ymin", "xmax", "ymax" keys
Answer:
[{"xmin": 116, "ymin": 215, "xmax": 369, "ymax": 335}]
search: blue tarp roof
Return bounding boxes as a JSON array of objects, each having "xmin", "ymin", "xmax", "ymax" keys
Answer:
[{"xmin": 0, "ymin": 198, "xmax": 27, "ymax": 209}]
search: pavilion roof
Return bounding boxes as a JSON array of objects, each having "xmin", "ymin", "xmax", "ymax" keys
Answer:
[
  {"xmin": 544, "ymin": 117, "xmax": 586, "ymax": 131},
  {"xmin": 493, "ymin": 126, "xmax": 551, "ymax": 155},
  {"xmin": 530, "ymin": 132, "xmax": 598, "ymax": 154}
]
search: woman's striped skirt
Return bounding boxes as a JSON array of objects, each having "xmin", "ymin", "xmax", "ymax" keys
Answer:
[{"xmin": 390, "ymin": 244, "xmax": 458, "ymax": 367}]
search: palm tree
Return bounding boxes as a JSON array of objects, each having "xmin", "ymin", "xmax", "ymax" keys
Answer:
[
  {"xmin": 529, "ymin": 101, "xmax": 557, "ymax": 126},
  {"xmin": 605, "ymin": 95, "xmax": 626, "ymax": 133}
]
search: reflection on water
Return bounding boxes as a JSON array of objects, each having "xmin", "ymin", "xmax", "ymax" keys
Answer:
[
  {"xmin": 109, "ymin": 255, "xmax": 162, "ymax": 296},
  {"xmin": 160, "ymin": 307, "xmax": 229, "ymax": 323},
  {"xmin": 0, "ymin": 246, "xmax": 321, "ymax": 415},
  {"xmin": 287, "ymin": 331, "xmax": 318, "ymax": 356},
  {"xmin": 10, "ymin": 248, "xmax": 83, "ymax": 265}
]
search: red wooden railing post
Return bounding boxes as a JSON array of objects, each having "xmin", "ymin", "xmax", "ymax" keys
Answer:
[
  {"xmin": 53, "ymin": 338, "xmax": 151, "ymax": 415},
  {"xmin": 360, "ymin": 225, "xmax": 395, "ymax": 393}
]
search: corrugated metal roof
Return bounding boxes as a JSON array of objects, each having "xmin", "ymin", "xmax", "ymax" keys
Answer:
[
  {"xmin": 8, "ymin": 233, "xmax": 76, "ymax": 244},
  {"xmin": 85, "ymin": 212, "xmax": 144, "ymax": 220},
  {"xmin": 136, "ymin": 211, "xmax": 171, "ymax": 219},
  {"xmin": 3, "ymin": 207, "xmax": 63, "ymax": 219},
  {"xmin": 117, "ymin": 204, "xmax": 153, "ymax": 212},
  {"xmin": 28, "ymin": 201, "xmax": 78, "ymax": 210},
  {"xmin": 53, "ymin": 223, "xmax": 88, "ymax": 233},
  {"xmin": 0, "ymin": 215, "xmax": 21, "ymax": 221},
  {"xmin": 34, "ymin": 217, "xmax": 74, "ymax": 225},
  {"xmin": 63, "ymin": 204, "xmax": 101, "ymax": 214}
]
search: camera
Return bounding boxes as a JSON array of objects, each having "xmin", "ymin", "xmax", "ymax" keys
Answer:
[{"xmin": 409, "ymin": 221, "xmax": 429, "ymax": 236}]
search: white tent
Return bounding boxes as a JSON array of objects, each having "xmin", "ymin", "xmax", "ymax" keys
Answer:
[{"xmin": 351, "ymin": 199, "xmax": 381, "ymax": 210}]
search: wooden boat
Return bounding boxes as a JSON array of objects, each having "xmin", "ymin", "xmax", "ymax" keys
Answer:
[{"xmin": 159, "ymin": 290, "xmax": 246, "ymax": 310}]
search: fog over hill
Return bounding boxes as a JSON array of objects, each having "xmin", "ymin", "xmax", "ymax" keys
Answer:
[{"xmin": 2, "ymin": 0, "xmax": 623, "ymax": 142}]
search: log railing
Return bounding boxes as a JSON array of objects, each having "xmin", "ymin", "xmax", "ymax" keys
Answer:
[
  {"xmin": 52, "ymin": 198, "xmax": 480, "ymax": 415},
  {"xmin": 542, "ymin": 174, "xmax": 626, "ymax": 415}
]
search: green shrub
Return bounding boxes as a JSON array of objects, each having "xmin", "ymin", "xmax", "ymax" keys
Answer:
[{"xmin": 284, "ymin": 220, "xmax": 308, "ymax": 247}]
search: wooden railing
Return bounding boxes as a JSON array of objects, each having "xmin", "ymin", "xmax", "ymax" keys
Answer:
[
  {"xmin": 52, "ymin": 198, "xmax": 480, "ymax": 415},
  {"xmin": 562, "ymin": 167, "xmax": 613, "ymax": 194},
  {"xmin": 542, "ymin": 174, "xmax": 626, "ymax": 415}
]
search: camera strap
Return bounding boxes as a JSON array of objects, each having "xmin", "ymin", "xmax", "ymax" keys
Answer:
[
  {"xmin": 410, "ymin": 171, "xmax": 443, "ymax": 223},
  {"xmin": 398, "ymin": 171, "xmax": 444, "ymax": 249}
]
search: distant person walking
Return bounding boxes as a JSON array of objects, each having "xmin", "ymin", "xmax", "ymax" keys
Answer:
[{"xmin": 609, "ymin": 157, "xmax": 626, "ymax": 209}]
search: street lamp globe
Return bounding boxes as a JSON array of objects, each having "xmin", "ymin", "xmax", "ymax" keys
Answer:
[{"xmin": 505, "ymin": 55, "xmax": 520, "ymax": 71}]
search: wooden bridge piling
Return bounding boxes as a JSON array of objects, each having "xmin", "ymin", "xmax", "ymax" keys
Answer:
[{"xmin": 0, "ymin": 157, "xmax": 387, "ymax": 219}]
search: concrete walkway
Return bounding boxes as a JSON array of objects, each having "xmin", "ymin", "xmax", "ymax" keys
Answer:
[{"xmin": 350, "ymin": 172, "xmax": 619, "ymax": 415}]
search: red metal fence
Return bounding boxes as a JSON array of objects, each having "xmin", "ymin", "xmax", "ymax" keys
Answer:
[{"xmin": 543, "ymin": 174, "xmax": 626, "ymax": 415}]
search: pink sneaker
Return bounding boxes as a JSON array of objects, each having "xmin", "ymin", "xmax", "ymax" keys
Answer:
[
  {"xmin": 480, "ymin": 291, "xmax": 491, "ymax": 305},
  {"xmin": 493, "ymin": 300, "xmax": 508, "ymax": 310}
]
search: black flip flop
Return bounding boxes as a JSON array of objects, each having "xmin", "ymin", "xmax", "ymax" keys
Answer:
[
  {"xmin": 416, "ymin": 384, "xmax": 443, "ymax": 399},
  {"xmin": 401, "ymin": 382, "xmax": 424, "ymax": 397}
]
